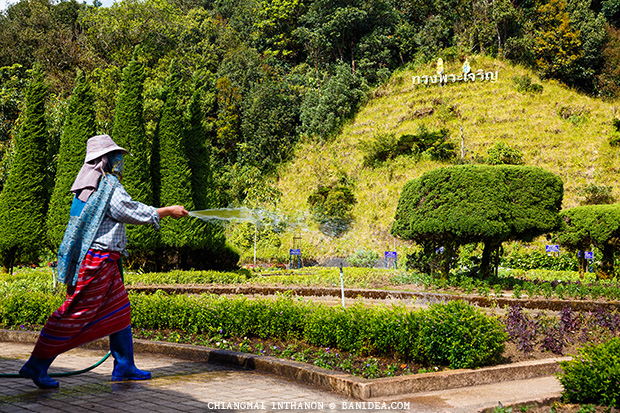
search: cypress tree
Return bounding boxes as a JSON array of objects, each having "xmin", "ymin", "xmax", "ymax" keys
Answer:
[
  {"xmin": 183, "ymin": 84, "xmax": 228, "ymax": 264},
  {"xmin": 157, "ymin": 67, "xmax": 195, "ymax": 251},
  {"xmin": 184, "ymin": 85, "xmax": 214, "ymax": 210},
  {"xmin": 0, "ymin": 68, "xmax": 49, "ymax": 272},
  {"xmin": 46, "ymin": 71, "xmax": 96, "ymax": 251},
  {"xmin": 112, "ymin": 48, "xmax": 159, "ymax": 253}
]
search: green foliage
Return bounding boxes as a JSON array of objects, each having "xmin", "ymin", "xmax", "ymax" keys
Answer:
[
  {"xmin": 228, "ymin": 221, "xmax": 282, "ymax": 258},
  {"xmin": 556, "ymin": 204, "xmax": 620, "ymax": 278},
  {"xmin": 577, "ymin": 183, "xmax": 615, "ymax": 205},
  {"xmin": 308, "ymin": 182, "xmax": 357, "ymax": 237},
  {"xmin": 501, "ymin": 250, "xmax": 579, "ymax": 271},
  {"xmin": 485, "ymin": 142, "xmax": 525, "ymax": 165},
  {"xmin": 559, "ymin": 337, "xmax": 620, "ymax": 408},
  {"xmin": 392, "ymin": 165, "xmax": 564, "ymax": 277},
  {"xmin": 157, "ymin": 66, "xmax": 195, "ymax": 250},
  {"xmin": 112, "ymin": 49, "xmax": 160, "ymax": 253},
  {"xmin": 0, "ymin": 64, "xmax": 29, "ymax": 194},
  {"xmin": 239, "ymin": 78, "xmax": 301, "ymax": 173},
  {"xmin": 347, "ymin": 248, "xmax": 380, "ymax": 268},
  {"xmin": 128, "ymin": 293, "xmax": 507, "ymax": 369},
  {"xmin": 300, "ymin": 63, "xmax": 367, "ymax": 140},
  {"xmin": 360, "ymin": 126, "xmax": 455, "ymax": 167},
  {"xmin": 534, "ymin": 0, "xmax": 583, "ymax": 80},
  {"xmin": 124, "ymin": 269, "xmax": 255, "ymax": 285},
  {"xmin": 512, "ymin": 75, "xmax": 543, "ymax": 93},
  {"xmin": 0, "ymin": 68, "xmax": 49, "ymax": 271},
  {"xmin": 46, "ymin": 72, "xmax": 96, "ymax": 251},
  {"xmin": 414, "ymin": 301, "xmax": 506, "ymax": 369}
]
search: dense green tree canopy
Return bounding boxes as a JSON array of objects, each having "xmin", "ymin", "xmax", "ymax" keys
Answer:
[
  {"xmin": 556, "ymin": 204, "xmax": 620, "ymax": 278},
  {"xmin": 391, "ymin": 165, "xmax": 564, "ymax": 277}
]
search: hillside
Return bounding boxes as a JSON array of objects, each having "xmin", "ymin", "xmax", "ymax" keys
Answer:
[{"xmin": 274, "ymin": 55, "xmax": 620, "ymax": 261}]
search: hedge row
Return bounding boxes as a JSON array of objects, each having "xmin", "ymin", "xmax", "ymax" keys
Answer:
[
  {"xmin": 0, "ymin": 287, "xmax": 507, "ymax": 370},
  {"xmin": 130, "ymin": 292, "xmax": 507, "ymax": 369}
]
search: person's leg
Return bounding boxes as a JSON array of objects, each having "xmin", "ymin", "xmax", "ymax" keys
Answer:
[
  {"xmin": 19, "ymin": 356, "xmax": 58, "ymax": 389},
  {"xmin": 21, "ymin": 251, "xmax": 130, "ymax": 389},
  {"xmin": 109, "ymin": 325, "xmax": 151, "ymax": 381}
]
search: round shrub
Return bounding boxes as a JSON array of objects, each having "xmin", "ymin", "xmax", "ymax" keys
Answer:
[
  {"xmin": 414, "ymin": 300, "xmax": 507, "ymax": 369},
  {"xmin": 559, "ymin": 337, "xmax": 620, "ymax": 407}
]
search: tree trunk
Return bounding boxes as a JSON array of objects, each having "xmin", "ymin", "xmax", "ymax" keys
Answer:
[
  {"xmin": 481, "ymin": 241, "xmax": 500, "ymax": 279},
  {"xmin": 598, "ymin": 245, "xmax": 614, "ymax": 280}
]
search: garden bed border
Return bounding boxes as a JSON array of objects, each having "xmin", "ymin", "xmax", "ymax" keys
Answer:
[{"xmin": 0, "ymin": 329, "xmax": 567, "ymax": 400}]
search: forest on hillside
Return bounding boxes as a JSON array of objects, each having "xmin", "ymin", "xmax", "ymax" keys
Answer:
[
  {"xmin": 1, "ymin": 0, "xmax": 620, "ymax": 268},
  {"xmin": 2, "ymin": 0, "xmax": 620, "ymax": 200}
]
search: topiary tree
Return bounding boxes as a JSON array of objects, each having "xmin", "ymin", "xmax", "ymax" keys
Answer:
[
  {"xmin": 112, "ymin": 48, "xmax": 159, "ymax": 256},
  {"xmin": 555, "ymin": 204, "xmax": 620, "ymax": 279},
  {"xmin": 0, "ymin": 68, "xmax": 49, "ymax": 272},
  {"xmin": 391, "ymin": 165, "xmax": 563, "ymax": 278},
  {"xmin": 46, "ymin": 71, "xmax": 96, "ymax": 251}
]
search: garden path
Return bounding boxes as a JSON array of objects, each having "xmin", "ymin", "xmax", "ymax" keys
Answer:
[{"xmin": 1, "ymin": 341, "xmax": 562, "ymax": 412}]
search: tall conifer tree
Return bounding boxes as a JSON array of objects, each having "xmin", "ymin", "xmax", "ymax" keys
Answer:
[
  {"xmin": 184, "ymin": 86, "xmax": 214, "ymax": 210},
  {"xmin": 158, "ymin": 67, "xmax": 195, "ymax": 250},
  {"xmin": 183, "ymin": 84, "xmax": 227, "ymax": 261},
  {"xmin": 112, "ymin": 48, "xmax": 159, "ymax": 252},
  {"xmin": 0, "ymin": 68, "xmax": 49, "ymax": 272},
  {"xmin": 46, "ymin": 71, "xmax": 96, "ymax": 250}
]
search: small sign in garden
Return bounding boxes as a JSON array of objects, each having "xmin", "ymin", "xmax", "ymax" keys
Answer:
[
  {"xmin": 385, "ymin": 251, "xmax": 397, "ymax": 269},
  {"xmin": 289, "ymin": 249, "xmax": 302, "ymax": 269},
  {"xmin": 545, "ymin": 244, "xmax": 560, "ymax": 253}
]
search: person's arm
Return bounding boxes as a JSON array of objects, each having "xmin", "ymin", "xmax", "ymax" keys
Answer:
[{"xmin": 157, "ymin": 205, "xmax": 189, "ymax": 219}]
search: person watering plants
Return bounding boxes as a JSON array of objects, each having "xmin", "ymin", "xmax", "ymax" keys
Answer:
[{"xmin": 19, "ymin": 134, "xmax": 188, "ymax": 389}]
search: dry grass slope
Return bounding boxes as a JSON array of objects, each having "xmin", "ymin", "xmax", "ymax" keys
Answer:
[{"xmin": 275, "ymin": 55, "xmax": 620, "ymax": 259}]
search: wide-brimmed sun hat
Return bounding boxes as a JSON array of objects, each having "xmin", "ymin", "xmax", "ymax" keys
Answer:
[{"xmin": 84, "ymin": 134, "xmax": 131, "ymax": 163}]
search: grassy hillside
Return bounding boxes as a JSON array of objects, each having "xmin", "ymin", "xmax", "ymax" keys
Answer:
[{"xmin": 273, "ymin": 55, "xmax": 620, "ymax": 261}]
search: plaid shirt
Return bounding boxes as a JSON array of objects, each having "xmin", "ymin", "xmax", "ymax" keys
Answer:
[{"xmin": 91, "ymin": 183, "xmax": 159, "ymax": 254}]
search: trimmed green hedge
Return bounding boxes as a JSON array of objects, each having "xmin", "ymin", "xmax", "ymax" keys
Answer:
[
  {"xmin": 129, "ymin": 293, "xmax": 507, "ymax": 369},
  {"xmin": 559, "ymin": 337, "xmax": 620, "ymax": 407},
  {"xmin": 0, "ymin": 284, "xmax": 507, "ymax": 369}
]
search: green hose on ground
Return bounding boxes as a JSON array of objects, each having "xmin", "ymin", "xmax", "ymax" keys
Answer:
[{"xmin": 0, "ymin": 351, "xmax": 112, "ymax": 378}]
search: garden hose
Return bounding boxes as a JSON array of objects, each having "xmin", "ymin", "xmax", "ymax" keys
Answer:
[{"xmin": 0, "ymin": 351, "xmax": 112, "ymax": 378}]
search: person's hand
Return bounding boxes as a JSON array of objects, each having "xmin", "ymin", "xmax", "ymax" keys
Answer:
[{"xmin": 157, "ymin": 205, "xmax": 189, "ymax": 219}]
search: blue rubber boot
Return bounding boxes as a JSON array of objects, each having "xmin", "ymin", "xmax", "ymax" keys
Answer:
[
  {"xmin": 19, "ymin": 356, "xmax": 59, "ymax": 389},
  {"xmin": 109, "ymin": 325, "xmax": 151, "ymax": 381}
]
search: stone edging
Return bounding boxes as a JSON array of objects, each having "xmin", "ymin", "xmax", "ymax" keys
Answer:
[
  {"xmin": 126, "ymin": 284, "xmax": 620, "ymax": 312},
  {"xmin": 0, "ymin": 329, "xmax": 567, "ymax": 400}
]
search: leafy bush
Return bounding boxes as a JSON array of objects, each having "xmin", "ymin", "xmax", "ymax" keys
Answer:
[
  {"xmin": 308, "ymin": 182, "xmax": 356, "ymax": 237},
  {"xmin": 413, "ymin": 300, "xmax": 507, "ymax": 368},
  {"xmin": 559, "ymin": 337, "xmax": 620, "ymax": 408},
  {"xmin": 501, "ymin": 250, "xmax": 578, "ymax": 271},
  {"xmin": 347, "ymin": 249, "xmax": 380, "ymax": 268},
  {"xmin": 485, "ymin": 142, "xmax": 525, "ymax": 166},
  {"xmin": 360, "ymin": 126, "xmax": 455, "ymax": 167},
  {"xmin": 131, "ymin": 294, "xmax": 507, "ymax": 369},
  {"xmin": 392, "ymin": 165, "xmax": 564, "ymax": 278},
  {"xmin": 512, "ymin": 75, "xmax": 543, "ymax": 93},
  {"xmin": 578, "ymin": 183, "xmax": 615, "ymax": 205}
]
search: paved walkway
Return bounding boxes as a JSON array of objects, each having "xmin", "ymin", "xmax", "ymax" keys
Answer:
[{"xmin": 1, "ymin": 342, "xmax": 562, "ymax": 413}]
